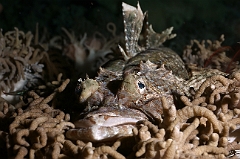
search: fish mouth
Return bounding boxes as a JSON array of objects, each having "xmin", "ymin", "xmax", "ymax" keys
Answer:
[{"xmin": 66, "ymin": 107, "xmax": 148, "ymax": 142}]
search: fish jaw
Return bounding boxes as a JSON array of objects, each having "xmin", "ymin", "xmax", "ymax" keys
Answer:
[
  {"xmin": 66, "ymin": 124, "xmax": 135, "ymax": 142},
  {"xmin": 66, "ymin": 107, "xmax": 147, "ymax": 142}
]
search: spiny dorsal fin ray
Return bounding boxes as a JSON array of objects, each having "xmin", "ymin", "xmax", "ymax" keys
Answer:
[
  {"xmin": 122, "ymin": 2, "xmax": 144, "ymax": 59},
  {"xmin": 140, "ymin": 11, "xmax": 150, "ymax": 48},
  {"xmin": 147, "ymin": 26, "xmax": 176, "ymax": 48}
]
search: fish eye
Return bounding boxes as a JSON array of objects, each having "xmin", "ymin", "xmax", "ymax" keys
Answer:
[
  {"xmin": 138, "ymin": 81, "xmax": 145, "ymax": 89},
  {"xmin": 137, "ymin": 79, "xmax": 146, "ymax": 94}
]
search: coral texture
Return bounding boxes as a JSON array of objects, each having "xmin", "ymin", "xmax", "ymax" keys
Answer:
[
  {"xmin": 1, "ymin": 2, "xmax": 240, "ymax": 159},
  {"xmin": 0, "ymin": 27, "xmax": 59, "ymax": 103}
]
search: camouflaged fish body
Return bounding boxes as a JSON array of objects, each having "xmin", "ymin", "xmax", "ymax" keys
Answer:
[
  {"xmin": 70, "ymin": 2, "xmax": 229, "ymax": 142},
  {"xmin": 78, "ymin": 2, "xmax": 189, "ymax": 111}
]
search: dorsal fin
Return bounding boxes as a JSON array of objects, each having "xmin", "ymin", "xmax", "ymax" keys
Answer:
[
  {"xmin": 147, "ymin": 26, "xmax": 176, "ymax": 48},
  {"xmin": 122, "ymin": 2, "xmax": 144, "ymax": 59},
  {"xmin": 141, "ymin": 11, "xmax": 150, "ymax": 48}
]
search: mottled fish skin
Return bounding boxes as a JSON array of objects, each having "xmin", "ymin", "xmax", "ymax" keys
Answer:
[
  {"xmin": 184, "ymin": 65, "xmax": 228, "ymax": 92},
  {"xmin": 78, "ymin": 46, "xmax": 189, "ymax": 109},
  {"xmin": 118, "ymin": 60, "xmax": 187, "ymax": 121},
  {"xmin": 125, "ymin": 47, "xmax": 189, "ymax": 79},
  {"xmin": 101, "ymin": 59, "xmax": 126, "ymax": 73}
]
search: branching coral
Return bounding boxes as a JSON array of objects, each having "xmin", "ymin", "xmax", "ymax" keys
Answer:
[
  {"xmin": 2, "ymin": 72, "xmax": 130, "ymax": 159},
  {"xmin": 0, "ymin": 28, "xmax": 42, "ymax": 94},
  {"xmin": 183, "ymin": 35, "xmax": 240, "ymax": 73},
  {"xmin": 183, "ymin": 35, "xmax": 224, "ymax": 68},
  {"xmin": 128, "ymin": 71, "xmax": 240, "ymax": 158},
  {"xmin": 62, "ymin": 139, "xmax": 126, "ymax": 159},
  {"xmin": 61, "ymin": 23, "xmax": 123, "ymax": 76},
  {"xmin": 0, "ymin": 27, "xmax": 60, "ymax": 103},
  {"xmin": 5, "ymin": 75, "xmax": 74, "ymax": 159}
]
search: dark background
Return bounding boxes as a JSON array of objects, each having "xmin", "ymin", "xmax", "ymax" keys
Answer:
[{"xmin": 1, "ymin": 0, "xmax": 240, "ymax": 53}]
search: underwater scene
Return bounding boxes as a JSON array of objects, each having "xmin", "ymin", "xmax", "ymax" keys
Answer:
[{"xmin": 1, "ymin": 0, "xmax": 240, "ymax": 158}]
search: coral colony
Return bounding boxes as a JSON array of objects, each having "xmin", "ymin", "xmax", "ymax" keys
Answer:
[{"xmin": 1, "ymin": 2, "xmax": 240, "ymax": 159}]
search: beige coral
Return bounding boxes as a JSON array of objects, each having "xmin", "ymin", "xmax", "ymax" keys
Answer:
[
  {"xmin": 131, "ymin": 74, "xmax": 240, "ymax": 158},
  {"xmin": 61, "ymin": 23, "xmax": 123, "ymax": 75},
  {"xmin": 159, "ymin": 70, "xmax": 240, "ymax": 157},
  {"xmin": 168, "ymin": 105, "xmax": 222, "ymax": 133},
  {"xmin": 0, "ymin": 28, "xmax": 60, "ymax": 104},
  {"xmin": 5, "ymin": 76, "xmax": 74, "ymax": 159},
  {"xmin": 92, "ymin": 146, "xmax": 125, "ymax": 159},
  {"xmin": 182, "ymin": 35, "xmax": 239, "ymax": 73}
]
